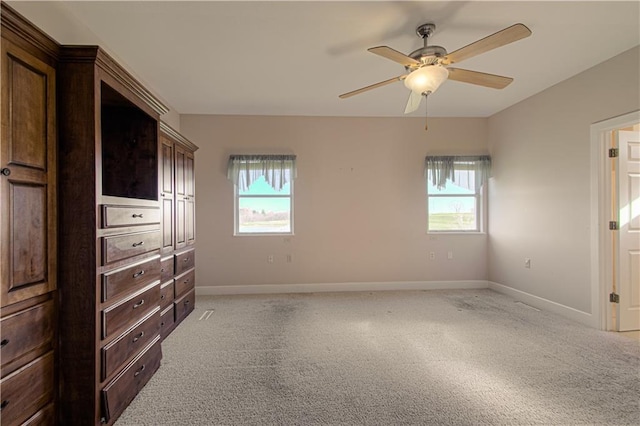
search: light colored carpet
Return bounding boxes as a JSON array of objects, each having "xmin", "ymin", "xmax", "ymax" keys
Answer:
[{"xmin": 115, "ymin": 289, "xmax": 640, "ymax": 425}]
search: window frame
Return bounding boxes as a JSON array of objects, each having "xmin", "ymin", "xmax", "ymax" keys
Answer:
[
  {"xmin": 234, "ymin": 177, "xmax": 295, "ymax": 236},
  {"xmin": 426, "ymin": 159, "xmax": 487, "ymax": 234}
]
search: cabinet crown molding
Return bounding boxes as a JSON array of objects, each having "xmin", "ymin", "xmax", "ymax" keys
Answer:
[
  {"xmin": 160, "ymin": 121, "xmax": 199, "ymax": 152},
  {"xmin": 60, "ymin": 45, "xmax": 169, "ymax": 116}
]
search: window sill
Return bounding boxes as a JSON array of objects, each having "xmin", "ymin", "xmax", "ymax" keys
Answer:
[{"xmin": 426, "ymin": 231, "xmax": 486, "ymax": 236}]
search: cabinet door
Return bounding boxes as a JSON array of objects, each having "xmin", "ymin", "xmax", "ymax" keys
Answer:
[
  {"xmin": 160, "ymin": 136, "xmax": 174, "ymax": 255},
  {"xmin": 185, "ymin": 151, "xmax": 195, "ymax": 245},
  {"xmin": 0, "ymin": 38, "xmax": 57, "ymax": 307}
]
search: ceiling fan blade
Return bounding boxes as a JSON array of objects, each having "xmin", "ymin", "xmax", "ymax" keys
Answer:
[
  {"xmin": 339, "ymin": 75, "xmax": 407, "ymax": 99},
  {"xmin": 443, "ymin": 23, "xmax": 531, "ymax": 65},
  {"xmin": 404, "ymin": 91, "xmax": 423, "ymax": 114},
  {"xmin": 368, "ymin": 46, "xmax": 420, "ymax": 67},
  {"xmin": 447, "ymin": 68, "xmax": 513, "ymax": 89}
]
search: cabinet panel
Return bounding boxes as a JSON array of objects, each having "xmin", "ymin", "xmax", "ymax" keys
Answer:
[
  {"xmin": 160, "ymin": 306, "xmax": 175, "ymax": 340},
  {"xmin": 185, "ymin": 152, "xmax": 194, "ymax": 198},
  {"xmin": 0, "ymin": 299, "xmax": 54, "ymax": 376},
  {"xmin": 161, "ymin": 197, "xmax": 174, "ymax": 252},
  {"xmin": 175, "ymin": 147, "xmax": 185, "ymax": 198},
  {"xmin": 101, "ymin": 255, "xmax": 161, "ymax": 303},
  {"xmin": 101, "ymin": 308, "xmax": 160, "ymax": 381},
  {"xmin": 1, "ymin": 38, "xmax": 56, "ymax": 307},
  {"xmin": 186, "ymin": 198, "xmax": 196, "ymax": 246},
  {"xmin": 160, "ymin": 137, "xmax": 174, "ymax": 197},
  {"xmin": 0, "ymin": 351, "xmax": 54, "ymax": 426},
  {"xmin": 175, "ymin": 198, "xmax": 186, "ymax": 249},
  {"xmin": 160, "ymin": 280, "xmax": 174, "ymax": 311},
  {"xmin": 160, "ymin": 257, "xmax": 174, "ymax": 283},
  {"xmin": 102, "ymin": 283, "xmax": 160, "ymax": 340},
  {"xmin": 5, "ymin": 48, "xmax": 47, "ymax": 170},
  {"xmin": 102, "ymin": 230, "xmax": 161, "ymax": 265},
  {"xmin": 101, "ymin": 337, "xmax": 161, "ymax": 423}
]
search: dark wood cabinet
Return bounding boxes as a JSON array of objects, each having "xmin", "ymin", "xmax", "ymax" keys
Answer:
[
  {"xmin": 1, "ymin": 5, "xmax": 58, "ymax": 424},
  {"xmin": 1, "ymin": 5, "xmax": 200, "ymax": 424},
  {"xmin": 159, "ymin": 123, "xmax": 198, "ymax": 338},
  {"xmin": 57, "ymin": 45, "xmax": 168, "ymax": 425}
]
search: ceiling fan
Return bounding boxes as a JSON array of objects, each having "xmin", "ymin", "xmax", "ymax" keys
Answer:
[{"xmin": 339, "ymin": 22, "xmax": 532, "ymax": 123}]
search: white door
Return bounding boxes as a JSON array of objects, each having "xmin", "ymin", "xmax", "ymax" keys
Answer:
[{"xmin": 617, "ymin": 130, "xmax": 640, "ymax": 331}]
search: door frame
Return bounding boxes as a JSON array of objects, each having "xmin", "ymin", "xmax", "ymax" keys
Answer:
[{"xmin": 590, "ymin": 110, "xmax": 640, "ymax": 330}]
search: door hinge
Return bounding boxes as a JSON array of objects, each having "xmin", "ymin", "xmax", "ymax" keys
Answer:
[
  {"xmin": 608, "ymin": 148, "xmax": 619, "ymax": 158},
  {"xmin": 609, "ymin": 221, "xmax": 618, "ymax": 230},
  {"xmin": 610, "ymin": 292, "xmax": 620, "ymax": 303}
]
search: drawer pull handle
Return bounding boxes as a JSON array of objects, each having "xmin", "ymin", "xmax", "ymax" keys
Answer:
[
  {"xmin": 132, "ymin": 241, "xmax": 144, "ymax": 247},
  {"xmin": 161, "ymin": 294, "xmax": 165, "ymax": 299},
  {"xmin": 0, "ymin": 400, "xmax": 8, "ymax": 410},
  {"xmin": 184, "ymin": 279, "xmax": 190, "ymax": 284},
  {"xmin": 183, "ymin": 258, "xmax": 189, "ymax": 262},
  {"xmin": 132, "ymin": 331, "xmax": 145, "ymax": 342},
  {"xmin": 161, "ymin": 268, "xmax": 165, "ymax": 272},
  {"xmin": 161, "ymin": 321, "xmax": 165, "ymax": 326},
  {"xmin": 134, "ymin": 364, "xmax": 146, "ymax": 377},
  {"xmin": 0, "ymin": 168, "xmax": 10, "ymax": 177},
  {"xmin": 0, "ymin": 339, "xmax": 8, "ymax": 348},
  {"xmin": 133, "ymin": 299, "xmax": 145, "ymax": 309},
  {"xmin": 132, "ymin": 213, "xmax": 144, "ymax": 218},
  {"xmin": 184, "ymin": 300, "xmax": 190, "ymax": 305},
  {"xmin": 133, "ymin": 270, "xmax": 145, "ymax": 278}
]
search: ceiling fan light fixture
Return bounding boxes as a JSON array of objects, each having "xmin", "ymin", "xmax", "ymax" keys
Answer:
[{"xmin": 403, "ymin": 65, "xmax": 449, "ymax": 95}]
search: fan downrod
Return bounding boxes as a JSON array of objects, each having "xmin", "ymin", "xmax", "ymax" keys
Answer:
[
  {"xmin": 416, "ymin": 23, "xmax": 436, "ymax": 40},
  {"xmin": 409, "ymin": 23, "xmax": 447, "ymax": 61}
]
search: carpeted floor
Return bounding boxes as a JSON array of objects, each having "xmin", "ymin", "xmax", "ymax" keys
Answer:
[{"xmin": 115, "ymin": 289, "xmax": 640, "ymax": 425}]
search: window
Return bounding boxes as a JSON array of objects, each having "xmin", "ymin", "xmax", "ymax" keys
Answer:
[
  {"xmin": 227, "ymin": 154, "xmax": 296, "ymax": 234},
  {"xmin": 425, "ymin": 155, "xmax": 491, "ymax": 232}
]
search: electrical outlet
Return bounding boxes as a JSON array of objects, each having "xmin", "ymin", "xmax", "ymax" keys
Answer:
[
  {"xmin": 286, "ymin": 254, "xmax": 292, "ymax": 263},
  {"xmin": 524, "ymin": 258, "xmax": 531, "ymax": 268},
  {"xmin": 429, "ymin": 252, "xmax": 436, "ymax": 260},
  {"xmin": 268, "ymin": 255, "xmax": 274, "ymax": 263},
  {"xmin": 447, "ymin": 251, "xmax": 453, "ymax": 260}
]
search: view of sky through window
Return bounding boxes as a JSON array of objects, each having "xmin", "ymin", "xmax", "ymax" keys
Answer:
[{"xmin": 237, "ymin": 176, "xmax": 292, "ymax": 234}]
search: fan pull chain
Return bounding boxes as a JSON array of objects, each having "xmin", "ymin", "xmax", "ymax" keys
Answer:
[{"xmin": 424, "ymin": 93, "xmax": 429, "ymax": 131}]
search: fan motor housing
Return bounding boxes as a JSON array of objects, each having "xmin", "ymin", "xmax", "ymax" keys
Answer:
[{"xmin": 408, "ymin": 46, "xmax": 447, "ymax": 63}]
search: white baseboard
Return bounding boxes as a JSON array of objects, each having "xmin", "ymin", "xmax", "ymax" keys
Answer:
[
  {"xmin": 488, "ymin": 281, "xmax": 595, "ymax": 327},
  {"xmin": 196, "ymin": 280, "xmax": 489, "ymax": 296}
]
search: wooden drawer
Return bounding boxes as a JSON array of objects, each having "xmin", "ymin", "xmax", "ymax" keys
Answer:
[
  {"xmin": 102, "ymin": 205, "xmax": 161, "ymax": 228},
  {"xmin": 101, "ymin": 308, "xmax": 160, "ymax": 381},
  {"xmin": 101, "ymin": 255, "xmax": 161, "ymax": 303},
  {"xmin": 160, "ymin": 306, "xmax": 175, "ymax": 340},
  {"xmin": 102, "ymin": 230, "xmax": 161, "ymax": 265},
  {"xmin": 160, "ymin": 280, "xmax": 174, "ymax": 311},
  {"xmin": 0, "ymin": 300, "xmax": 54, "ymax": 377},
  {"xmin": 175, "ymin": 289, "xmax": 195, "ymax": 325},
  {"xmin": 102, "ymin": 337, "xmax": 162, "ymax": 423},
  {"xmin": 102, "ymin": 283, "xmax": 160, "ymax": 340},
  {"xmin": 21, "ymin": 402, "xmax": 55, "ymax": 426},
  {"xmin": 174, "ymin": 269, "xmax": 195, "ymax": 299},
  {"xmin": 174, "ymin": 249, "xmax": 195, "ymax": 276},
  {"xmin": 0, "ymin": 351, "xmax": 54, "ymax": 426},
  {"xmin": 160, "ymin": 256, "xmax": 174, "ymax": 282}
]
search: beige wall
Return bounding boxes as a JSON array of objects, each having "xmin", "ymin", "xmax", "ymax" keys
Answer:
[
  {"xmin": 487, "ymin": 46, "xmax": 640, "ymax": 314},
  {"xmin": 181, "ymin": 115, "xmax": 489, "ymax": 289}
]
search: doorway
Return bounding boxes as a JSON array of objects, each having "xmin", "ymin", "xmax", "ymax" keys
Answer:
[{"xmin": 590, "ymin": 111, "xmax": 640, "ymax": 332}]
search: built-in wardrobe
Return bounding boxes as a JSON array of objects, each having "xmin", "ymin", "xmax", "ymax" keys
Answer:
[{"xmin": 0, "ymin": 3, "xmax": 198, "ymax": 424}]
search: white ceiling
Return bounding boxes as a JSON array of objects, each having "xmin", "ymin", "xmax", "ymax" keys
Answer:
[{"xmin": 9, "ymin": 1, "xmax": 640, "ymax": 117}]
